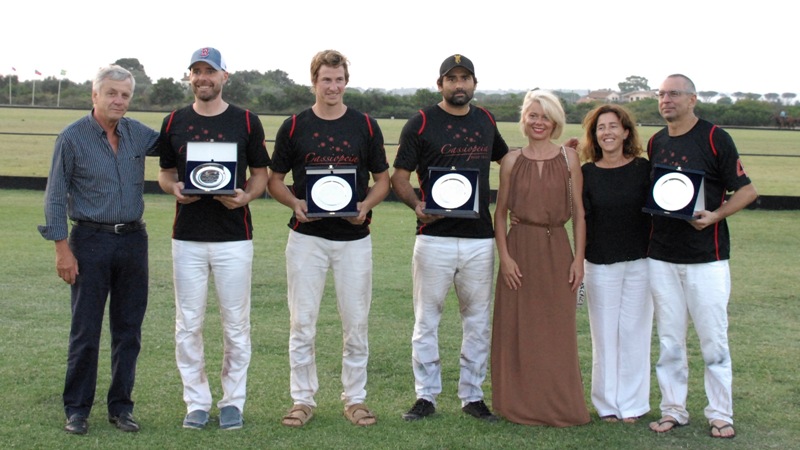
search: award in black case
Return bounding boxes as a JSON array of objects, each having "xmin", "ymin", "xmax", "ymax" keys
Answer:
[
  {"xmin": 643, "ymin": 164, "xmax": 705, "ymax": 220},
  {"xmin": 305, "ymin": 165, "xmax": 358, "ymax": 217},
  {"xmin": 182, "ymin": 142, "xmax": 238, "ymax": 195},
  {"xmin": 422, "ymin": 166, "xmax": 480, "ymax": 218}
]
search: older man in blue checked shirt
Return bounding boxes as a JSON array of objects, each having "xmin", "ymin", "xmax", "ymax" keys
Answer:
[{"xmin": 39, "ymin": 64, "xmax": 159, "ymax": 436}]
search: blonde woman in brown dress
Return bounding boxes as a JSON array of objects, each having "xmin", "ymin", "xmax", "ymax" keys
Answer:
[{"xmin": 491, "ymin": 89, "xmax": 590, "ymax": 427}]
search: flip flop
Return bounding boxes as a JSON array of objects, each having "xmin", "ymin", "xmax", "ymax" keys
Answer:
[
  {"xmin": 649, "ymin": 416, "xmax": 685, "ymax": 433},
  {"xmin": 281, "ymin": 404, "xmax": 313, "ymax": 428},
  {"xmin": 600, "ymin": 415, "xmax": 619, "ymax": 423},
  {"xmin": 710, "ymin": 422, "xmax": 736, "ymax": 439}
]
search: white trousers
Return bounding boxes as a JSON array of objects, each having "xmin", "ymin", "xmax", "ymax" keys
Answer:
[
  {"xmin": 285, "ymin": 231, "xmax": 372, "ymax": 408},
  {"xmin": 649, "ymin": 258, "xmax": 733, "ymax": 425},
  {"xmin": 411, "ymin": 235, "xmax": 494, "ymax": 406},
  {"xmin": 172, "ymin": 239, "xmax": 253, "ymax": 413},
  {"xmin": 585, "ymin": 258, "xmax": 653, "ymax": 419}
]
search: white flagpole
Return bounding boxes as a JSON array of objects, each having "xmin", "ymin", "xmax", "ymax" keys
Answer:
[
  {"xmin": 57, "ymin": 70, "xmax": 66, "ymax": 107},
  {"xmin": 31, "ymin": 70, "xmax": 41, "ymax": 106},
  {"xmin": 56, "ymin": 69, "xmax": 67, "ymax": 108},
  {"xmin": 8, "ymin": 68, "xmax": 13, "ymax": 105}
]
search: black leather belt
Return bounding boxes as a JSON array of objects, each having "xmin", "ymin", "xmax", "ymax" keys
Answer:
[{"xmin": 73, "ymin": 220, "xmax": 146, "ymax": 234}]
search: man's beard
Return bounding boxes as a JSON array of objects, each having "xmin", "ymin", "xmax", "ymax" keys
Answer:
[
  {"xmin": 193, "ymin": 84, "xmax": 221, "ymax": 102},
  {"xmin": 444, "ymin": 90, "xmax": 473, "ymax": 106}
]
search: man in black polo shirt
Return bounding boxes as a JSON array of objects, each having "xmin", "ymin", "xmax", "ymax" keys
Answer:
[
  {"xmin": 391, "ymin": 54, "xmax": 508, "ymax": 422},
  {"xmin": 157, "ymin": 47, "xmax": 270, "ymax": 431},
  {"xmin": 646, "ymin": 74, "xmax": 757, "ymax": 439}
]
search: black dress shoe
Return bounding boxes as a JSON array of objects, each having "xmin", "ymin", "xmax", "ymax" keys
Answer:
[
  {"xmin": 64, "ymin": 414, "xmax": 88, "ymax": 434},
  {"xmin": 108, "ymin": 411, "xmax": 140, "ymax": 432}
]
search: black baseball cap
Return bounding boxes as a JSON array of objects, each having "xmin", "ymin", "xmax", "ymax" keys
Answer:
[{"xmin": 439, "ymin": 54, "xmax": 475, "ymax": 77}]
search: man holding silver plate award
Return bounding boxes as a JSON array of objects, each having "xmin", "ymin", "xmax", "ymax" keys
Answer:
[
  {"xmin": 268, "ymin": 50, "xmax": 389, "ymax": 428},
  {"xmin": 645, "ymin": 74, "xmax": 757, "ymax": 439},
  {"xmin": 157, "ymin": 47, "xmax": 270, "ymax": 431},
  {"xmin": 391, "ymin": 54, "xmax": 509, "ymax": 422}
]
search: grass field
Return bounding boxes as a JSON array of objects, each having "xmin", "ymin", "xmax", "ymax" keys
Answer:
[
  {"xmin": 1, "ymin": 189, "xmax": 799, "ymax": 449},
  {"xmin": 1, "ymin": 107, "xmax": 799, "ymax": 195}
]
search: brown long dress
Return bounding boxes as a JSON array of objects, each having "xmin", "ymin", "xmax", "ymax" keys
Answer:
[{"xmin": 490, "ymin": 152, "xmax": 590, "ymax": 427}]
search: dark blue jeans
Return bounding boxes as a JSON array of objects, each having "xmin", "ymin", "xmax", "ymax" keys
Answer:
[{"xmin": 63, "ymin": 225, "xmax": 148, "ymax": 419}]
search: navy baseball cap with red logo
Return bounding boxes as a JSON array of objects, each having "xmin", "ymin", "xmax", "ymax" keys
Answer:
[{"xmin": 188, "ymin": 47, "xmax": 227, "ymax": 71}]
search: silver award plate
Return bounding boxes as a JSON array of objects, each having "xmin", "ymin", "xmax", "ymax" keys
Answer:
[
  {"xmin": 653, "ymin": 172, "xmax": 694, "ymax": 211},
  {"xmin": 189, "ymin": 163, "xmax": 232, "ymax": 191},
  {"xmin": 643, "ymin": 164, "xmax": 705, "ymax": 220},
  {"xmin": 431, "ymin": 173, "xmax": 473, "ymax": 209},
  {"xmin": 310, "ymin": 175, "xmax": 354, "ymax": 211},
  {"xmin": 422, "ymin": 167, "xmax": 480, "ymax": 218}
]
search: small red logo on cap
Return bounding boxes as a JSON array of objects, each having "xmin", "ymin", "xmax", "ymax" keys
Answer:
[{"xmin": 201, "ymin": 48, "xmax": 210, "ymax": 58}]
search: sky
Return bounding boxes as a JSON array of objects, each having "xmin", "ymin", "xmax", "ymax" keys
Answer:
[{"xmin": 3, "ymin": 0, "xmax": 797, "ymax": 97}]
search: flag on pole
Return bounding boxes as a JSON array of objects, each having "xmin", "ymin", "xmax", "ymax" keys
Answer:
[
  {"xmin": 35, "ymin": 69, "xmax": 42, "ymax": 76},
  {"xmin": 60, "ymin": 69, "xmax": 67, "ymax": 76}
]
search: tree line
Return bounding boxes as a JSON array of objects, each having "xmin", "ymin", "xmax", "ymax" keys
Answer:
[{"xmin": 2, "ymin": 59, "xmax": 798, "ymax": 127}]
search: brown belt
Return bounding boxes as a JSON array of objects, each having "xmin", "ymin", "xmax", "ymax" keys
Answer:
[{"xmin": 518, "ymin": 221, "xmax": 563, "ymax": 237}]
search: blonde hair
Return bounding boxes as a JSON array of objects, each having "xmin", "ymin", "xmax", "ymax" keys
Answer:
[
  {"xmin": 519, "ymin": 90, "xmax": 565, "ymax": 140},
  {"xmin": 310, "ymin": 49, "xmax": 350, "ymax": 93}
]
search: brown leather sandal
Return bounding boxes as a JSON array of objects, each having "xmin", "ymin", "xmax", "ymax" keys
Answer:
[
  {"xmin": 281, "ymin": 404, "xmax": 313, "ymax": 428},
  {"xmin": 344, "ymin": 403, "xmax": 377, "ymax": 426}
]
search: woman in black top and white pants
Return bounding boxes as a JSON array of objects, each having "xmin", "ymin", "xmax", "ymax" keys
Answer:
[{"xmin": 579, "ymin": 104, "xmax": 652, "ymax": 424}]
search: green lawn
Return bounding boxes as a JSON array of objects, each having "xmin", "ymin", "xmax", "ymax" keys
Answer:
[
  {"xmin": 1, "ymin": 190, "xmax": 798, "ymax": 449},
  {"xmin": 1, "ymin": 107, "xmax": 799, "ymax": 195}
]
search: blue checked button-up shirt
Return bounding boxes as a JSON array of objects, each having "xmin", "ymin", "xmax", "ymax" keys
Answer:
[{"xmin": 38, "ymin": 111, "xmax": 159, "ymax": 241}]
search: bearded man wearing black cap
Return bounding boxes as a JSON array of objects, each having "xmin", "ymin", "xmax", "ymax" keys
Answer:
[
  {"xmin": 156, "ymin": 47, "xmax": 271, "ymax": 431},
  {"xmin": 391, "ymin": 54, "xmax": 509, "ymax": 422}
]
